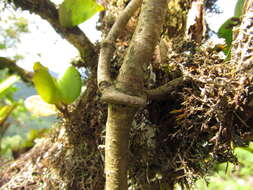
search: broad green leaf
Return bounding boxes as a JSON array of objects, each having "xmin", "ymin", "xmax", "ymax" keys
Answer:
[
  {"xmin": 234, "ymin": 0, "xmax": 244, "ymax": 17},
  {"xmin": 217, "ymin": 17, "xmax": 240, "ymax": 55},
  {"xmin": 57, "ymin": 66, "xmax": 82, "ymax": 104},
  {"xmin": 218, "ymin": 0, "xmax": 243, "ymax": 56},
  {"xmin": 24, "ymin": 95, "xmax": 57, "ymax": 117},
  {"xmin": 59, "ymin": 0, "xmax": 104, "ymax": 28},
  {"xmin": 33, "ymin": 62, "xmax": 61, "ymax": 104},
  {"xmin": 0, "ymin": 75, "xmax": 19, "ymax": 95}
]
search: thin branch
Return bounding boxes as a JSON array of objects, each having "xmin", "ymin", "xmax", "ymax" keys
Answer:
[
  {"xmin": 0, "ymin": 57, "xmax": 33, "ymax": 84},
  {"xmin": 12, "ymin": 0, "xmax": 97, "ymax": 68},
  {"xmin": 97, "ymin": 0, "xmax": 143, "ymax": 89},
  {"xmin": 145, "ymin": 77, "xmax": 189, "ymax": 100}
]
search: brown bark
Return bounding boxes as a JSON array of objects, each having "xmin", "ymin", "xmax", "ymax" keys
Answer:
[
  {"xmin": 98, "ymin": 0, "xmax": 143, "ymax": 88},
  {"xmin": 185, "ymin": 0, "xmax": 205, "ymax": 43},
  {"xmin": 105, "ymin": 105, "xmax": 135, "ymax": 190},
  {"xmin": 101, "ymin": 0, "xmax": 168, "ymax": 189},
  {"xmin": 0, "ymin": 57, "xmax": 33, "ymax": 83}
]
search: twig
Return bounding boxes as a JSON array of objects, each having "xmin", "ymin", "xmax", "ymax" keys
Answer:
[{"xmin": 145, "ymin": 77, "xmax": 190, "ymax": 100}]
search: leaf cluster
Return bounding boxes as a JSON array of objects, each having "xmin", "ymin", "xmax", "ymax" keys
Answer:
[
  {"xmin": 33, "ymin": 62, "xmax": 82, "ymax": 106},
  {"xmin": 217, "ymin": 0, "xmax": 244, "ymax": 56}
]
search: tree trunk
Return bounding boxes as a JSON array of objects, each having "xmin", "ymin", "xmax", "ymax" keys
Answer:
[
  {"xmin": 102, "ymin": 0, "xmax": 168, "ymax": 189},
  {"xmin": 105, "ymin": 105, "xmax": 135, "ymax": 189}
]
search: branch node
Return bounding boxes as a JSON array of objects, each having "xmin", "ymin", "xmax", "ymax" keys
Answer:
[
  {"xmin": 101, "ymin": 86, "xmax": 147, "ymax": 107},
  {"xmin": 99, "ymin": 81, "xmax": 113, "ymax": 91}
]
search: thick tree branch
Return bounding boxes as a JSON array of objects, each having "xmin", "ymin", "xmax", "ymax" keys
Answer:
[
  {"xmin": 0, "ymin": 57, "xmax": 33, "ymax": 84},
  {"xmin": 98, "ymin": 0, "xmax": 142, "ymax": 88},
  {"xmin": 98, "ymin": 0, "xmax": 143, "ymax": 106},
  {"xmin": 12, "ymin": 0, "xmax": 97, "ymax": 68},
  {"xmin": 117, "ymin": 0, "xmax": 168, "ymax": 93}
]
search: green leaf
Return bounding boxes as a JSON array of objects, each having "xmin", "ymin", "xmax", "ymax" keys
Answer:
[
  {"xmin": 33, "ymin": 62, "xmax": 61, "ymax": 104},
  {"xmin": 235, "ymin": 147, "xmax": 253, "ymax": 166},
  {"xmin": 234, "ymin": 0, "xmax": 244, "ymax": 18},
  {"xmin": 57, "ymin": 66, "xmax": 82, "ymax": 104},
  {"xmin": 59, "ymin": 0, "xmax": 104, "ymax": 28},
  {"xmin": 217, "ymin": 17, "xmax": 240, "ymax": 55}
]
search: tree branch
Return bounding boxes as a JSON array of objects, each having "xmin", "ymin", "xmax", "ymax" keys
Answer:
[
  {"xmin": 185, "ymin": 0, "xmax": 205, "ymax": 43},
  {"xmin": 12, "ymin": 0, "xmax": 97, "ymax": 68},
  {"xmin": 0, "ymin": 57, "xmax": 33, "ymax": 84},
  {"xmin": 102, "ymin": 86, "xmax": 146, "ymax": 107},
  {"xmin": 146, "ymin": 77, "xmax": 189, "ymax": 100},
  {"xmin": 97, "ymin": 0, "xmax": 143, "ymax": 89},
  {"xmin": 118, "ymin": 0, "xmax": 168, "ymax": 91},
  {"xmin": 97, "ymin": 0, "xmax": 145, "ymax": 107}
]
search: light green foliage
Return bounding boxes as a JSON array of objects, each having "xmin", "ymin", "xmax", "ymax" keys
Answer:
[
  {"xmin": 217, "ymin": 17, "xmax": 239, "ymax": 54},
  {"xmin": 59, "ymin": 0, "xmax": 104, "ymax": 28},
  {"xmin": 190, "ymin": 142, "xmax": 253, "ymax": 190},
  {"xmin": 0, "ymin": 73, "xmax": 19, "ymax": 125},
  {"xmin": 33, "ymin": 62, "xmax": 62, "ymax": 105},
  {"xmin": 0, "ymin": 7, "xmax": 29, "ymax": 60},
  {"xmin": 20, "ymin": 128, "xmax": 49, "ymax": 149},
  {"xmin": 217, "ymin": 0, "xmax": 244, "ymax": 56},
  {"xmin": 0, "ymin": 135, "xmax": 22, "ymax": 157},
  {"xmin": 0, "ymin": 72, "xmax": 19, "ymax": 157},
  {"xmin": 234, "ymin": 0, "xmax": 244, "ymax": 17},
  {"xmin": 0, "ymin": 128, "xmax": 49, "ymax": 158},
  {"xmin": 0, "ymin": 9, "xmax": 29, "ymax": 51},
  {"xmin": 57, "ymin": 66, "xmax": 82, "ymax": 104},
  {"xmin": 0, "ymin": 71, "xmax": 18, "ymax": 104},
  {"xmin": 33, "ymin": 63, "xmax": 82, "ymax": 106}
]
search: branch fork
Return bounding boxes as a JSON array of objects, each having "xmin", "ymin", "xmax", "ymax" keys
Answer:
[{"xmin": 97, "ymin": 0, "xmax": 145, "ymax": 107}]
